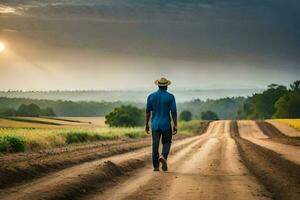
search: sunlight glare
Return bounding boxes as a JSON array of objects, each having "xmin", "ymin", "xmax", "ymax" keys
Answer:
[{"xmin": 0, "ymin": 42, "xmax": 6, "ymax": 53}]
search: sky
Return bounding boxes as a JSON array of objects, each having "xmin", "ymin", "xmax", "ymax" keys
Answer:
[{"xmin": 0, "ymin": 0, "xmax": 299, "ymax": 91}]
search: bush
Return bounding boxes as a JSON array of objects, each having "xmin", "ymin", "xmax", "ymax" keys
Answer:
[
  {"xmin": 105, "ymin": 105, "xmax": 144, "ymax": 127},
  {"xmin": 0, "ymin": 137, "xmax": 9, "ymax": 152},
  {"xmin": 200, "ymin": 111, "xmax": 219, "ymax": 120},
  {"xmin": 179, "ymin": 110, "xmax": 192, "ymax": 121},
  {"xmin": 0, "ymin": 135, "xmax": 26, "ymax": 152},
  {"xmin": 65, "ymin": 132, "xmax": 89, "ymax": 144}
]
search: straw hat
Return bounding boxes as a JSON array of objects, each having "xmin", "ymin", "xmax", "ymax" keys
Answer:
[{"xmin": 155, "ymin": 77, "xmax": 172, "ymax": 86}]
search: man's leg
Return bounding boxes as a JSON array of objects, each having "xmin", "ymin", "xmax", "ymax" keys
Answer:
[
  {"xmin": 152, "ymin": 130, "xmax": 161, "ymax": 170},
  {"xmin": 161, "ymin": 129, "xmax": 172, "ymax": 159}
]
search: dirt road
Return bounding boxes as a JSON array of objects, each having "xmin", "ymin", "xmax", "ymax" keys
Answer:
[{"xmin": 0, "ymin": 120, "xmax": 299, "ymax": 200}]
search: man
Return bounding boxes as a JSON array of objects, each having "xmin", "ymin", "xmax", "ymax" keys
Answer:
[{"xmin": 145, "ymin": 77, "xmax": 177, "ymax": 172}]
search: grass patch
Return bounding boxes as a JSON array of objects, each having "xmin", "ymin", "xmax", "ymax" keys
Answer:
[
  {"xmin": 0, "ymin": 127, "xmax": 145, "ymax": 152},
  {"xmin": 178, "ymin": 120, "xmax": 202, "ymax": 134}
]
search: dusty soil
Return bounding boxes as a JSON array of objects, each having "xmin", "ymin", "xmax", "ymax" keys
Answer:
[
  {"xmin": 267, "ymin": 120, "xmax": 300, "ymax": 137},
  {"xmin": 0, "ymin": 120, "xmax": 299, "ymax": 200},
  {"xmin": 0, "ymin": 138, "xmax": 151, "ymax": 189},
  {"xmin": 231, "ymin": 121, "xmax": 300, "ymax": 200},
  {"xmin": 256, "ymin": 121, "xmax": 300, "ymax": 146},
  {"xmin": 238, "ymin": 120, "xmax": 300, "ymax": 165},
  {"xmin": 0, "ymin": 134, "xmax": 192, "ymax": 189}
]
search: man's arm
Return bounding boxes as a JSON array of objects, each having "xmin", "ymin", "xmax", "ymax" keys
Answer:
[
  {"xmin": 171, "ymin": 96, "xmax": 177, "ymax": 135},
  {"xmin": 145, "ymin": 112, "xmax": 151, "ymax": 134},
  {"xmin": 172, "ymin": 115, "xmax": 178, "ymax": 135},
  {"xmin": 145, "ymin": 95, "xmax": 152, "ymax": 134}
]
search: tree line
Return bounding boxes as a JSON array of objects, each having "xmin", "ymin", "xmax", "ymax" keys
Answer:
[
  {"xmin": 0, "ymin": 97, "xmax": 243, "ymax": 119},
  {"xmin": 0, "ymin": 103, "xmax": 56, "ymax": 117},
  {"xmin": 237, "ymin": 80, "xmax": 300, "ymax": 119},
  {"xmin": 0, "ymin": 80, "xmax": 299, "ymax": 120},
  {"xmin": 0, "ymin": 98, "xmax": 127, "ymax": 117}
]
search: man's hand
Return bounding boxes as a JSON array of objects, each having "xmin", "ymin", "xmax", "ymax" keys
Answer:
[
  {"xmin": 173, "ymin": 126, "xmax": 178, "ymax": 135},
  {"xmin": 145, "ymin": 125, "xmax": 150, "ymax": 134}
]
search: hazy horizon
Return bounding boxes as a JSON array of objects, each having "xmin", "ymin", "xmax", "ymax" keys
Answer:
[
  {"xmin": 0, "ymin": 0, "xmax": 299, "ymax": 90},
  {"xmin": 0, "ymin": 88, "xmax": 264, "ymax": 102}
]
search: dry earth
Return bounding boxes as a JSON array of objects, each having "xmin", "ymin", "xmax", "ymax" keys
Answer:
[{"xmin": 0, "ymin": 121, "xmax": 299, "ymax": 200}]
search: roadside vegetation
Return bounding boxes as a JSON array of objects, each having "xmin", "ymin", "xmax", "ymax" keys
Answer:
[
  {"xmin": 0, "ymin": 117, "xmax": 202, "ymax": 153},
  {"xmin": 0, "ymin": 127, "xmax": 146, "ymax": 153},
  {"xmin": 178, "ymin": 120, "xmax": 203, "ymax": 134}
]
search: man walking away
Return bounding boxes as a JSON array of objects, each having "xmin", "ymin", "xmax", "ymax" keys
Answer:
[{"xmin": 145, "ymin": 77, "xmax": 177, "ymax": 172}]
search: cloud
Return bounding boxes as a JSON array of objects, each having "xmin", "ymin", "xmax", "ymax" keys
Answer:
[{"xmin": 0, "ymin": 0, "xmax": 299, "ymax": 90}]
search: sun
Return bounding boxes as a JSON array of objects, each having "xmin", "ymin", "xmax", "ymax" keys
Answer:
[{"xmin": 0, "ymin": 42, "xmax": 6, "ymax": 53}]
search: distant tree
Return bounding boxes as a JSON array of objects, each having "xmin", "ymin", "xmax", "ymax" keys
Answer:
[
  {"xmin": 273, "ymin": 81, "xmax": 300, "ymax": 118},
  {"xmin": 16, "ymin": 104, "xmax": 30, "ymax": 116},
  {"xmin": 273, "ymin": 93, "xmax": 300, "ymax": 118},
  {"xmin": 180, "ymin": 97, "xmax": 245, "ymax": 120},
  {"xmin": 237, "ymin": 84, "xmax": 288, "ymax": 119},
  {"xmin": 0, "ymin": 108, "xmax": 16, "ymax": 116},
  {"xmin": 179, "ymin": 110, "xmax": 192, "ymax": 121},
  {"xmin": 26, "ymin": 103, "xmax": 41, "ymax": 117},
  {"xmin": 290, "ymin": 80, "xmax": 300, "ymax": 92},
  {"xmin": 201, "ymin": 111, "xmax": 219, "ymax": 120},
  {"xmin": 40, "ymin": 107, "xmax": 56, "ymax": 116},
  {"xmin": 105, "ymin": 105, "xmax": 144, "ymax": 127}
]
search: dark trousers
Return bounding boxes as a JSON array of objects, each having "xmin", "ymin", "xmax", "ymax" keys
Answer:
[{"xmin": 152, "ymin": 129, "xmax": 172, "ymax": 168}]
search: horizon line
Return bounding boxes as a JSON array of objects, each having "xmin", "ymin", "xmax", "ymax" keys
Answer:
[{"xmin": 0, "ymin": 88, "xmax": 266, "ymax": 92}]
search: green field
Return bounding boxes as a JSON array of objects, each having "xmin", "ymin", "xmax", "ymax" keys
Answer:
[{"xmin": 0, "ymin": 117, "xmax": 200, "ymax": 153}]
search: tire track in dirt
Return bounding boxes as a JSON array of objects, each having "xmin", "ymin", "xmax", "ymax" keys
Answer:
[
  {"xmin": 0, "ymin": 138, "xmax": 152, "ymax": 189},
  {"xmin": 231, "ymin": 121, "xmax": 300, "ymax": 200},
  {"xmin": 0, "ymin": 133, "xmax": 194, "ymax": 189},
  {"xmin": 87, "ymin": 121, "xmax": 270, "ymax": 200},
  {"xmin": 256, "ymin": 121, "xmax": 300, "ymax": 146},
  {"xmin": 238, "ymin": 120, "xmax": 300, "ymax": 165},
  {"xmin": 267, "ymin": 120, "xmax": 300, "ymax": 137}
]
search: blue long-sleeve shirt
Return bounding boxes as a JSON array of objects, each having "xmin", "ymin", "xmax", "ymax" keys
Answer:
[{"xmin": 146, "ymin": 89, "xmax": 177, "ymax": 131}]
